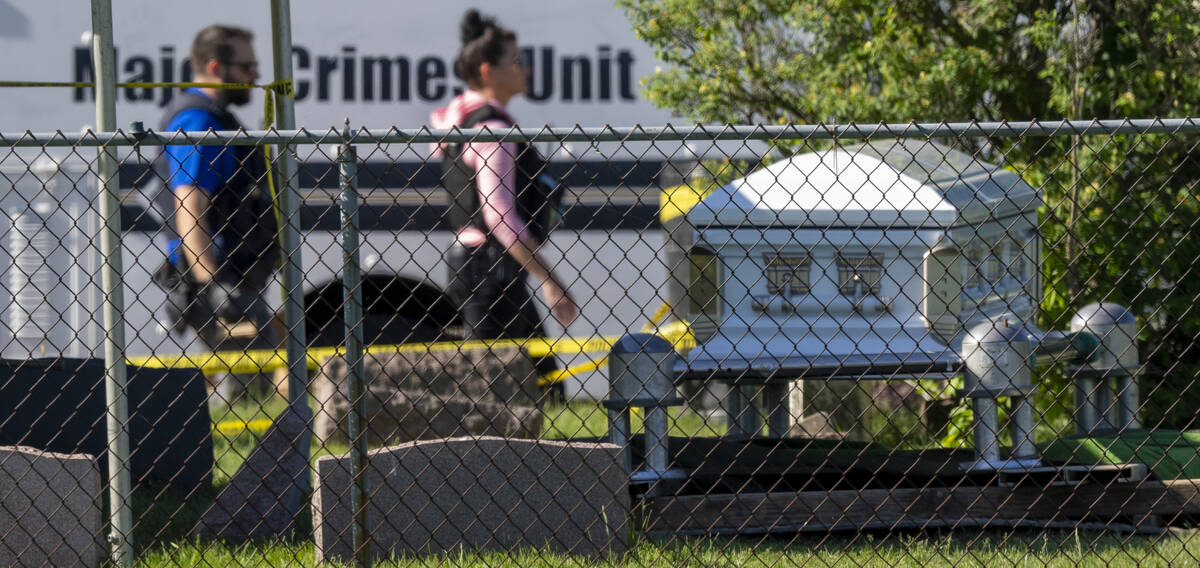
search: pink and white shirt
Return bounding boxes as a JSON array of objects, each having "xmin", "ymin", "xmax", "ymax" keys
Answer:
[{"xmin": 430, "ymin": 91, "xmax": 530, "ymax": 248}]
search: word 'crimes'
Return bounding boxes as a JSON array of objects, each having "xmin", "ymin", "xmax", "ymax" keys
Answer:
[{"xmin": 73, "ymin": 45, "xmax": 638, "ymax": 106}]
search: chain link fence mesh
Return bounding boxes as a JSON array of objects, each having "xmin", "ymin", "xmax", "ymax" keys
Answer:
[{"xmin": 0, "ymin": 119, "xmax": 1199, "ymax": 566}]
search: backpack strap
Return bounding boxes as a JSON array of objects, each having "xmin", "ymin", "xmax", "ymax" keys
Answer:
[
  {"xmin": 443, "ymin": 105, "xmax": 522, "ymax": 235},
  {"xmin": 458, "ymin": 104, "xmax": 512, "ymax": 130},
  {"xmin": 159, "ymin": 90, "xmax": 240, "ymax": 131}
]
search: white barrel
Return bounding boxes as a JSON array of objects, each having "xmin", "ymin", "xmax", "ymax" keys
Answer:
[{"xmin": 1, "ymin": 155, "xmax": 101, "ymax": 358}]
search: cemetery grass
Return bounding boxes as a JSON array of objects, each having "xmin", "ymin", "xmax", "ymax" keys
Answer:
[
  {"xmin": 133, "ymin": 528, "xmax": 1200, "ymax": 567},
  {"xmin": 125, "ymin": 396, "xmax": 1200, "ymax": 566}
]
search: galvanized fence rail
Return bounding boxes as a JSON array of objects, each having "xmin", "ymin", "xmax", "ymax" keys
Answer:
[{"xmin": 0, "ymin": 119, "xmax": 1198, "ymax": 567}]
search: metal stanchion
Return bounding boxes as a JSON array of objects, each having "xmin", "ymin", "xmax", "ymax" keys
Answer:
[
  {"xmin": 1069, "ymin": 303, "xmax": 1142, "ymax": 434},
  {"xmin": 1009, "ymin": 395, "xmax": 1038, "ymax": 461},
  {"xmin": 960, "ymin": 318, "xmax": 1036, "ymax": 471},
  {"xmin": 726, "ymin": 383, "xmax": 762, "ymax": 439},
  {"xmin": 960, "ymin": 304, "xmax": 1142, "ymax": 471},
  {"xmin": 605, "ymin": 333, "xmax": 686, "ymax": 496},
  {"xmin": 90, "ymin": 0, "xmax": 132, "ymax": 564},
  {"xmin": 1073, "ymin": 375, "xmax": 1101, "ymax": 435},
  {"xmin": 765, "ymin": 382, "xmax": 791, "ymax": 438},
  {"xmin": 723, "ymin": 383, "xmax": 746, "ymax": 438},
  {"xmin": 339, "ymin": 136, "xmax": 370, "ymax": 566},
  {"xmin": 970, "ymin": 398, "xmax": 1002, "ymax": 466},
  {"xmin": 607, "ymin": 392, "xmax": 633, "ymax": 475}
]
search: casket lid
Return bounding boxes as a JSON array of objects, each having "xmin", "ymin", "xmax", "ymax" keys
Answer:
[{"xmin": 687, "ymin": 139, "xmax": 1040, "ymax": 229}]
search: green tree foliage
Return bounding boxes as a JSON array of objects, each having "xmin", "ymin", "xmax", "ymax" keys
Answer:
[{"xmin": 622, "ymin": 0, "xmax": 1200, "ymax": 429}]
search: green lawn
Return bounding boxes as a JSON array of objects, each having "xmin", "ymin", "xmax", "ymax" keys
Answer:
[
  {"xmin": 133, "ymin": 530, "xmax": 1200, "ymax": 567},
  {"xmin": 120, "ymin": 396, "xmax": 1200, "ymax": 567}
]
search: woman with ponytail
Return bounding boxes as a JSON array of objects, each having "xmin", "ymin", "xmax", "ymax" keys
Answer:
[{"xmin": 432, "ymin": 9, "xmax": 578, "ymax": 386}]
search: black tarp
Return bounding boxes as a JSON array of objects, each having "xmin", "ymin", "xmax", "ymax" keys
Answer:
[{"xmin": 0, "ymin": 358, "xmax": 213, "ymax": 493}]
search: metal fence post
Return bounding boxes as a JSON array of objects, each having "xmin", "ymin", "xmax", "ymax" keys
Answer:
[
  {"xmin": 339, "ymin": 135, "xmax": 370, "ymax": 566},
  {"xmin": 269, "ymin": 0, "xmax": 310, "ymax": 416},
  {"xmin": 90, "ymin": 0, "xmax": 132, "ymax": 564}
]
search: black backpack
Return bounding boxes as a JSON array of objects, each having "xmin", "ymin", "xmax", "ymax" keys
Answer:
[
  {"xmin": 149, "ymin": 90, "xmax": 278, "ymax": 289},
  {"xmin": 439, "ymin": 106, "xmax": 565, "ymax": 243}
]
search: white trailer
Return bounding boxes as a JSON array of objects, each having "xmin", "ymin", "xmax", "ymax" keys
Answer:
[{"xmin": 0, "ymin": 1, "xmax": 701, "ymax": 398}]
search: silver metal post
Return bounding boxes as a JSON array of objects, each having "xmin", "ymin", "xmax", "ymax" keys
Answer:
[
  {"xmin": 644, "ymin": 405, "xmax": 670, "ymax": 475},
  {"xmin": 1096, "ymin": 377, "xmax": 1116, "ymax": 432},
  {"xmin": 607, "ymin": 408, "xmax": 632, "ymax": 472},
  {"xmin": 1116, "ymin": 376, "xmax": 1140, "ymax": 430},
  {"xmin": 339, "ymin": 141, "xmax": 370, "ymax": 566},
  {"xmin": 605, "ymin": 352, "xmax": 633, "ymax": 474},
  {"xmin": 960, "ymin": 318, "xmax": 1037, "ymax": 470},
  {"xmin": 1074, "ymin": 376, "xmax": 1100, "ymax": 436},
  {"xmin": 725, "ymin": 383, "xmax": 746, "ymax": 438},
  {"xmin": 787, "ymin": 380, "xmax": 805, "ymax": 436},
  {"xmin": 972, "ymin": 398, "xmax": 1001, "ymax": 465},
  {"xmin": 1009, "ymin": 395, "xmax": 1037, "ymax": 460},
  {"xmin": 269, "ymin": 0, "xmax": 309, "ymax": 408},
  {"xmin": 91, "ymin": 1, "xmax": 132, "ymax": 564},
  {"xmin": 725, "ymin": 383, "xmax": 762, "ymax": 438},
  {"xmin": 1070, "ymin": 303, "xmax": 1141, "ymax": 435},
  {"xmin": 739, "ymin": 384, "xmax": 763, "ymax": 437},
  {"xmin": 607, "ymin": 334, "xmax": 684, "ymax": 495},
  {"xmin": 765, "ymin": 382, "xmax": 791, "ymax": 438}
]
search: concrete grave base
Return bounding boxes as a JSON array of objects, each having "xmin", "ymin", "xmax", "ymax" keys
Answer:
[
  {"xmin": 313, "ymin": 346, "xmax": 543, "ymax": 446},
  {"xmin": 0, "ymin": 446, "xmax": 102, "ymax": 568},
  {"xmin": 312, "ymin": 437, "xmax": 629, "ymax": 562}
]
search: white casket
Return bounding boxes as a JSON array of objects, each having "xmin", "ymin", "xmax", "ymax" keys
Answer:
[{"xmin": 678, "ymin": 139, "xmax": 1041, "ymax": 379}]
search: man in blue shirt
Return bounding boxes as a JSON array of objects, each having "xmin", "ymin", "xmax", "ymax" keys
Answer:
[{"xmin": 154, "ymin": 25, "xmax": 278, "ymax": 403}]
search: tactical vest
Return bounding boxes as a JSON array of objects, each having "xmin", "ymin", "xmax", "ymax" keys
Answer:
[
  {"xmin": 440, "ymin": 105, "xmax": 563, "ymax": 243},
  {"xmin": 154, "ymin": 90, "xmax": 278, "ymax": 286}
]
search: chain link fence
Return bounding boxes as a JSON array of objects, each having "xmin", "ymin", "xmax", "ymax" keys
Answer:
[{"xmin": 1, "ymin": 119, "xmax": 1199, "ymax": 566}]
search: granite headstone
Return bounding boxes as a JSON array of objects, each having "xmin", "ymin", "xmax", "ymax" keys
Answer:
[
  {"xmin": 0, "ymin": 446, "xmax": 102, "ymax": 568},
  {"xmin": 312, "ymin": 437, "xmax": 628, "ymax": 562}
]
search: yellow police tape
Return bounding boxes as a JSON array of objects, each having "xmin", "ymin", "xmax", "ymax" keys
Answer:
[
  {"xmin": 3, "ymin": 78, "xmax": 696, "ymax": 430},
  {"xmin": 536, "ymin": 300, "xmax": 680, "ymax": 385},
  {"xmin": 206, "ymin": 318, "xmax": 693, "ymax": 435},
  {"xmin": 0, "ymin": 79, "xmax": 294, "ymax": 135},
  {"xmin": 213, "ymin": 418, "xmax": 275, "ymax": 435},
  {"xmin": 135, "ymin": 317, "xmax": 695, "ymax": 386},
  {"xmin": 1, "ymin": 78, "xmax": 296, "ymax": 236},
  {"xmin": 0, "ymin": 80, "xmax": 294, "ymax": 101}
]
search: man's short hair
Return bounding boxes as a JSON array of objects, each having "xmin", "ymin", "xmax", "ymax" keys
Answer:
[{"xmin": 190, "ymin": 25, "xmax": 254, "ymax": 74}]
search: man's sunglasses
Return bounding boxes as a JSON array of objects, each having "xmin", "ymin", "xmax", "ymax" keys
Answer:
[{"xmin": 226, "ymin": 61, "xmax": 259, "ymax": 72}]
